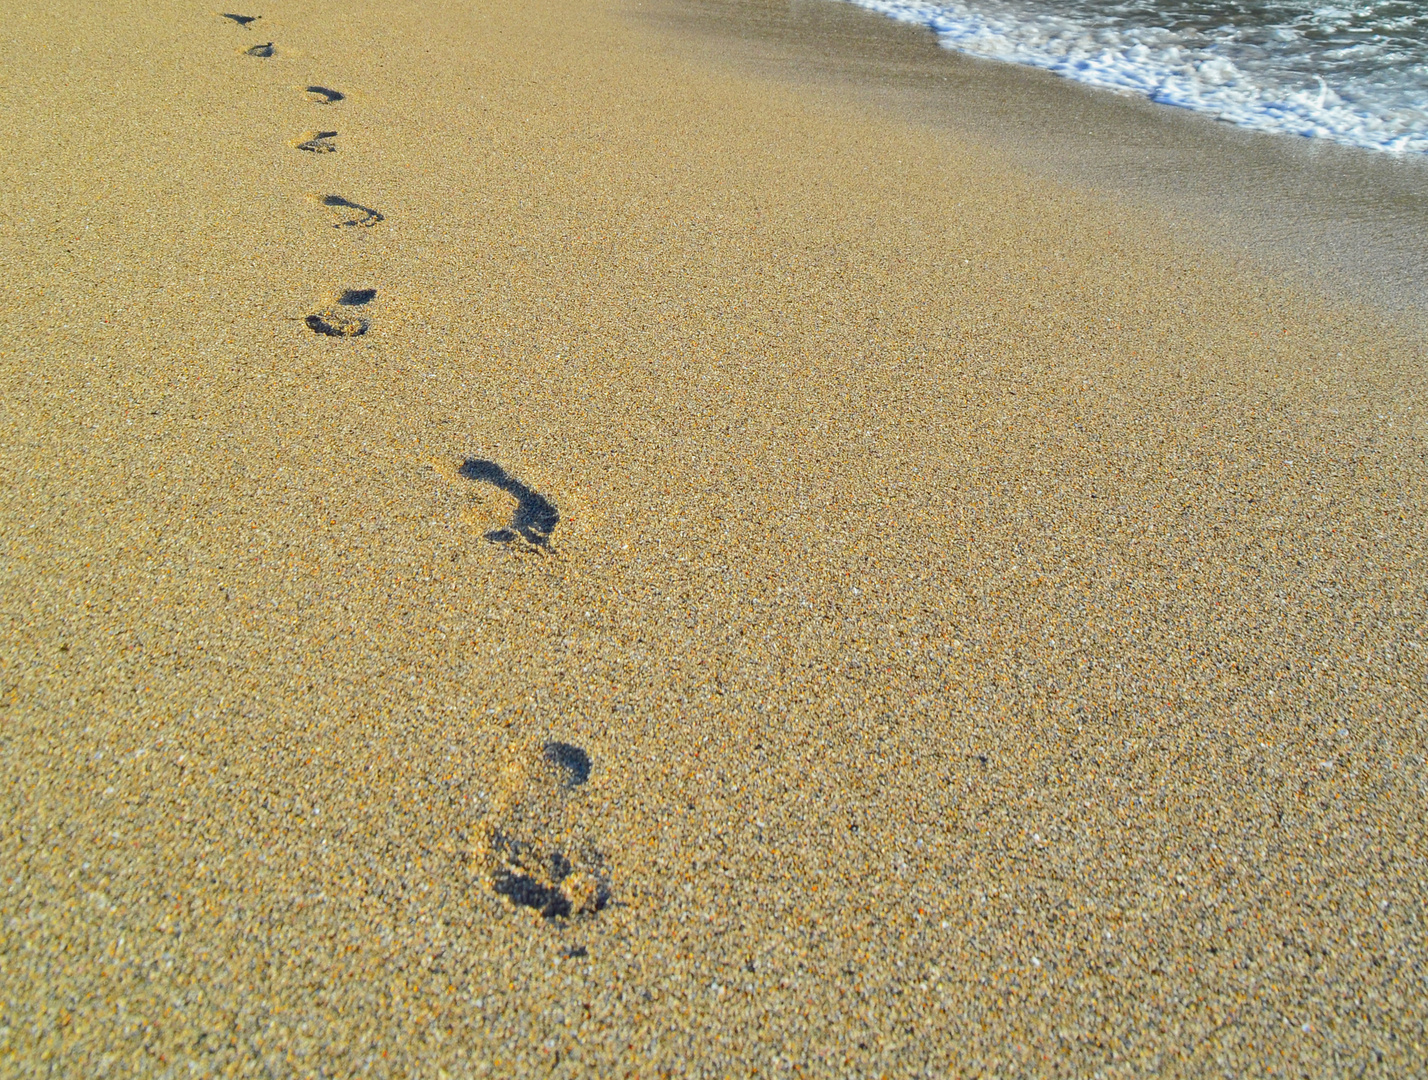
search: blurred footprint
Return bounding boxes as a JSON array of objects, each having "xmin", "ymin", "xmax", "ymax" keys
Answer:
[
  {"xmin": 305, "ymin": 288, "xmax": 375, "ymax": 337},
  {"xmin": 244, "ymin": 42, "xmax": 274, "ymax": 57},
  {"xmin": 305, "ymin": 311, "xmax": 367, "ymax": 337},
  {"xmin": 306, "ymin": 85, "xmax": 345, "ymax": 104},
  {"xmin": 221, "ymin": 13, "xmax": 260, "ymax": 27},
  {"xmin": 293, "ymin": 130, "xmax": 338, "ymax": 153}
]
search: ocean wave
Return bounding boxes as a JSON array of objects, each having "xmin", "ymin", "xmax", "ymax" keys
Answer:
[{"xmin": 840, "ymin": 0, "xmax": 1428, "ymax": 154}]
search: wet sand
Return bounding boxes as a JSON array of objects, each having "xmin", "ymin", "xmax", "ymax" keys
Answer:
[
  {"xmin": 649, "ymin": 0, "xmax": 1428, "ymax": 316},
  {"xmin": 1, "ymin": 0, "xmax": 1425, "ymax": 1074}
]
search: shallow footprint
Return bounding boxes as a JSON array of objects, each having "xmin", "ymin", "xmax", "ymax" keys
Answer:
[
  {"xmin": 459, "ymin": 459, "xmax": 559, "ymax": 549},
  {"xmin": 294, "ymin": 130, "xmax": 338, "ymax": 153},
  {"xmin": 475, "ymin": 740, "xmax": 608, "ymax": 918},
  {"xmin": 305, "ymin": 310, "xmax": 368, "ymax": 337},
  {"xmin": 305, "ymin": 287, "xmax": 374, "ymax": 336},
  {"xmin": 244, "ymin": 42, "xmax": 274, "ymax": 57},
  {"xmin": 306, "ymin": 85, "xmax": 345, "ymax": 104},
  {"xmin": 221, "ymin": 13, "xmax": 260, "ymax": 27},
  {"xmin": 318, "ymin": 194, "xmax": 383, "ymax": 228}
]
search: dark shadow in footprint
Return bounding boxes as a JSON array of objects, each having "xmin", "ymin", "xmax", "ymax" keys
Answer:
[
  {"xmin": 492, "ymin": 868, "xmax": 572, "ymax": 918},
  {"xmin": 320, "ymin": 194, "xmax": 382, "ymax": 227},
  {"xmin": 305, "ymin": 311, "xmax": 368, "ymax": 337},
  {"xmin": 295, "ymin": 131, "xmax": 338, "ymax": 153},
  {"xmin": 222, "ymin": 13, "xmax": 260, "ymax": 27},
  {"xmin": 491, "ymin": 848, "xmax": 581, "ymax": 918},
  {"xmin": 245, "ymin": 42, "xmax": 274, "ymax": 57},
  {"xmin": 490, "ymin": 847, "xmax": 607, "ymax": 919},
  {"xmin": 459, "ymin": 459, "xmax": 560, "ymax": 548},
  {"xmin": 543, "ymin": 742, "xmax": 591, "ymax": 787},
  {"xmin": 338, "ymin": 288, "xmax": 376, "ymax": 306},
  {"xmin": 306, "ymin": 85, "xmax": 345, "ymax": 104}
]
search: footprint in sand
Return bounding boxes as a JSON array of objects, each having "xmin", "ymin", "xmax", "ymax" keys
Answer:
[
  {"xmin": 475, "ymin": 740, "xmax": 608, "ymax": 918},
  {"xmin": 305, "ymin": 288, "xmax": 375, "ymax": 337},
  {"xmin": 294, "ymin": 130, "xmax": 338, "ymax": 153},
  {"xmin": 306, "ymin": 85, "xmax": 346, "ymax": 104},
  {"xmin": 244, "ymin": 42, "xmax": 275, "ymax": 57},
  {"xmin": 317, "ymin": 194, "xmax": 383, "ymax": 228},
  {"xmin": 221, "ymin": 13, "xmax": 261, "ymax": 27},
  {"xmin": 458, "ymin": 459, "xmax": 560, "ymax": 549}
]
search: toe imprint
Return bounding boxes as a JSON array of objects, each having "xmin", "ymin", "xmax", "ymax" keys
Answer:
[
  {"xmin": 245, "ymin": 42, "xmax": 275, "ymax": 57},
  {"xmin": 305, "ymin": 310, "xmax": 368, "ymax": 337},
  {"xmin": 294, "ymin": 130, "xmax": 338, "ymax": 153},
  {"xmin": 475, "ymin": 740, "xmax": 608, "ymax": 918}
]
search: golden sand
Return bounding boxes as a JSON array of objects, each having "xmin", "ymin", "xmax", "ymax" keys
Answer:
[{"xmin": 1, "ymin": 0, "xmax": 1424, "ymax": 1073}]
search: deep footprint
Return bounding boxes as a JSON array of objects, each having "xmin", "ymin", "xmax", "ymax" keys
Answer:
[
  {"xmin": 475, "ymin": 740, "xmax": 608, "ymax": 918},
  {"xmin": 338, "ymin": 288, "xmax": 376, "ymax": 306},
  {"xmin": 306, "ymin": 85, "xmax": 345, "ymax": 104},
  {"xmin": 305, "ymin": 310, "xmax": 368, "ymax": 337},
  {"xmin": 294, "ymin": 130, "xmax": 338, "ymax": 153},
  {"xmin": 221, "ymin": 13, "xmax": 260, "ymax": 27},
  {"xmin": 459, "ymin": 459, "xmax": 559, "ymax": 548},
  {"xmin": 245, "ymin": 42, "xmax": 274, "ymax": 57},
  {"xmin": 319, "ymin": 194, "xmax": 383, "ymax": 228}
]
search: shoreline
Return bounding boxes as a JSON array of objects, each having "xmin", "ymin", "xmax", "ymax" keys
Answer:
[
  {"xmin": 837, "ymin": 0, "xmax": 1428, "ymax": 157},
  {"xmin": 2, "ymin": 0, "xmax": 1425, "ymax": 1073},
  {"xmin": 643, "ymin": 0, "xmax": 1428, "ymax": 318}
]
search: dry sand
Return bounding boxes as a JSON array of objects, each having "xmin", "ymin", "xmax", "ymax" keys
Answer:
[{"xmin": 1, "ymin": 0, "xmax": 1425, "ymax": 1074}]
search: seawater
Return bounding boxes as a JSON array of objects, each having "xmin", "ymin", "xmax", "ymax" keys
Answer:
[{"xmin": 838, "ymin": 0, "xmax": 1428, "ymax": 154}]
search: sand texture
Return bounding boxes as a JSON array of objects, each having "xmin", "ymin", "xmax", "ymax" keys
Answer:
[{"xmin": 1, "ymin": 0, "xmax": 1425, "ymax": 1074}]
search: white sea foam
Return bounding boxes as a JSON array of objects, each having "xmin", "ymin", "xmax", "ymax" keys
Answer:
[{"xmin": 840, "ymin": 0, "xmax": 1428, "ymax": 154}]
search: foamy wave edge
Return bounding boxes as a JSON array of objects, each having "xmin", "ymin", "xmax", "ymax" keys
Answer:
[{"xmin": 843, "ymin": 0, "xmax": 1428, "ymax": 156}]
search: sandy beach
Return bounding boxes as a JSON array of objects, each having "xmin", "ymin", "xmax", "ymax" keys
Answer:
[{"xmin": 2, "ymin": 0, "xmax": 1425, "ymax": 1074}]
